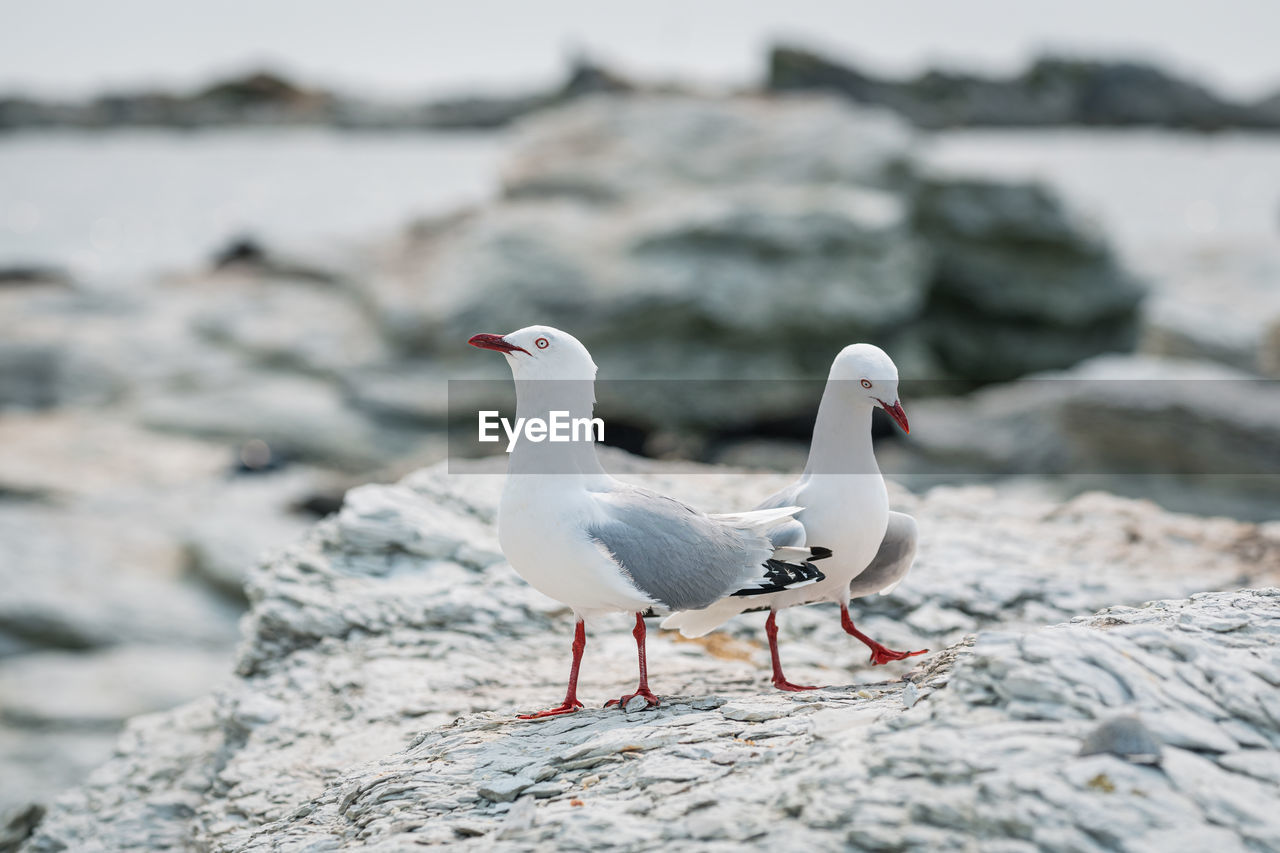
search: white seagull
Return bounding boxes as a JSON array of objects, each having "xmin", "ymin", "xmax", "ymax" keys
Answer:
[
  {"xmin": 662, "ymin": 343, "xmax": 927, "ymax": 690},
  {"xmin": 469, "ymin": 325, "xmax": 828, "ymax": 717}
]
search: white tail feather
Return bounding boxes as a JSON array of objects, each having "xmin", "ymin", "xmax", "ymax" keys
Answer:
[
  {"xmin": 707, "ymin": 505, "xmax": 801, "ymax": 536},
  {"xmin": 659, "ymin": 597, "xmax": 748, "ymax": 638}
]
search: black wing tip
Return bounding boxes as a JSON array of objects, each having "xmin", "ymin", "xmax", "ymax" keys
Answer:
[
  {"xmin": 731, "ymin": 559, "xmax": 826, "ymax": 597},
  {"xmin": 808, "ymin": 546, "xmax": 833, "ymax": 562}
]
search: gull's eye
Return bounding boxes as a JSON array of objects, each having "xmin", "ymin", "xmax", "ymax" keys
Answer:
[
  {"xmin": 535, "ymin": 337, "xmax": 550, "ymax": 350},
  {"xmin": 860, "ymin": 379, "xmax": 872, "ymax": 389}
]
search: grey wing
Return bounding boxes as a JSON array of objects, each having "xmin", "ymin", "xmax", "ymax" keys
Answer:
[
  {"xmin": 754, "ymin": 482, "xmax": 807, "ymax": 549},
  {"xmin": 849, "ymin": 512, "xmax": 917, "ymax": 599},
  {"xmin": 586, "ymin": 486, "xmax": 773, "ymax": 612}
]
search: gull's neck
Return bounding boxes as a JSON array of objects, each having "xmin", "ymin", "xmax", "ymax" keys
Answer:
[
  {"xmin": 507, "ymin": 377, "xmax": 607, "ymax": 481},
  {"xmin": 802, "ymin": 383, "xmax": 879, "ymax": 477}
]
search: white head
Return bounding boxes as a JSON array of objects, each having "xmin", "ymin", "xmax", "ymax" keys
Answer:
[
  {"xmin": 468, "ymin": 325, "xmax": 598, "ymax": 382},
  {"xmin": 828, "ymin": 343, "xmax": 909, "ymax": 433}
]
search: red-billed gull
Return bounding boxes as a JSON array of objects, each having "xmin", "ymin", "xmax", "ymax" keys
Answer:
[{"xmin": 469, "ymin": 325, "xmax": 827, "ymax": 716}]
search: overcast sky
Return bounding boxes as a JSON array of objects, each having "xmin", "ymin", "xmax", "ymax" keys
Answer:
[{"xmin": 2, "ymin": 0, "xmax": 1277, "ymax": 99}]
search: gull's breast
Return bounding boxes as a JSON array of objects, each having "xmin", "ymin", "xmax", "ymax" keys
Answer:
[{"xmin": 497, "ymin": 485, "xmax": 656, "ymax": 619}]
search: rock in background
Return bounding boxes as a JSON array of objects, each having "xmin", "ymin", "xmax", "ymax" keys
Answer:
[
  {"xmin": 362, "ymin": 94, "xmax": 1143, "ymax": 433},
  {"xmin": 767, "ymin": 45, "xmax": 1280, "ymax": 131},
  {"xmin": 19, "ymin": 452, "xmax": 1280, "ymax": 852},
  {"xmin": 0, "ymin": 266, "xmax": 437, "ymax": 816},
  {"xmin": 892, "ymin": 354, "xmax": 1280, "ymax": 521}
]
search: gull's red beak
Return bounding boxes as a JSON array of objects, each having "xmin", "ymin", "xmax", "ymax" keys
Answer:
[
  {"xmin": 877, "ymin": 399, "xmax": 909, "ymax": 434},
  {"xmin": 468, "ymin": 333, "xmax": 530, "ymax": 355}
]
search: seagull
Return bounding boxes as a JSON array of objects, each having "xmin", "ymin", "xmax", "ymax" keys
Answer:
[
  {"xmin": 468, "ymin": 325, "xmax": 828, "ymax": 717},
  {"xmin": 662, "ymin": 343, "xmax": 927, "ymax": 690}
]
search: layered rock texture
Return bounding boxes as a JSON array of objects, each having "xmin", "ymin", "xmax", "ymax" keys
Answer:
[{"xmin": 20, "ymin": 452, "xmax": 1280, "ymax": 852}]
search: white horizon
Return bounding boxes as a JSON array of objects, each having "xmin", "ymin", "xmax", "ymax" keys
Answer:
[{"xmin": 1, "ymin": 0, "xmax": 1278, "ymax": 101}]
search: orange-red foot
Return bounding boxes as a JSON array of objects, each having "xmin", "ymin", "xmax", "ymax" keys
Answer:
[
  {"xmin": 771, "ymin": 678, "xmax": 820, "ymax": 692},
  {"xmin": 866, "ymin": 644, "xmax": 929, "ymax": 666},
  {"xmin": 517, "ymin": 700, "xmax": 584, "ymax": 720},
  {"xmin": 604, "ymin": 688, "xmax": 660, "ymax": 710}
]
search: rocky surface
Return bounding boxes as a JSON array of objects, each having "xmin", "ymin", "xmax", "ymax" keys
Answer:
[
  {"xmin": 768, "ymin": 45, "xmax": 1280, "ymax": 131},
  {"xmin": 18, "ymin": 452, "xmax": 1280, "ymax": 851}
]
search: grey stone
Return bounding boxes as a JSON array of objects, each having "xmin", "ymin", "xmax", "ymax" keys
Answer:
[
  {"xmin": 913, "ymin": 177, "xmax": 1144, "ymax": 381},
  {"xmin": 1079, "ymin": 716, "xmax": 1163, "ymax": 764},
  {"xmin": 719, "ymin": 701, "xmax": 795, "ymax": 723},
  {"xmin": 0, "ymin": 503, "xmax": 240, "ymax": 653},
  {"xmin": 501, "ymin": 94, "xmax": 916, "ymax": 201},
  {"xmin": 901, "ymin": 354, "xmax": 1280, "ymax": 519},
  {"xmin": 138, "ymin": 374, "xmax": 426, "ymax": 473},
  {"xmin": 476, "ymin": 775, "xmax": 533, "ymax": 804},
  {"xmin": 0, "ymin": 804, "xmax": 43, "ymax": 853}
]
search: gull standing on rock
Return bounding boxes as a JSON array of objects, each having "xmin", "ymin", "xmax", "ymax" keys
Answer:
[
  {"xmin": 663, "ymin": 344, "xmax": 927, "ymax": 690},
  {"xmin": 469, "ymin": 325, "xmax": 828, "ymax": 717}
]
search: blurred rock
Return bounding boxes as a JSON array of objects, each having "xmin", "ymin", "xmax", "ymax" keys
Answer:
[
  {"xmin": 191, "ymin": 275, "xmax": 389, "ymax": 377},
  {"xmin": 1255, "ymin": 89, "xmax": 1280, "ymax": 124},
  {"xmin": 0, "ymin": 345, "xmax": 63, "ymax": 410},
  {"xmin": 194, "ymin": 71, "xmax": 327, "ymax": 111},
  {"xmin": 502, "ymin": 94, "xmax": 915, "ymax": 200},
  {"xmin": 768, "ymin": 45, "xmax": 1279, "ymax": 130},
  {"xmin": 0, "ymin": 412, "xmax": 227, "ymax": 499},
  {"xmin": 1079, "ymin": 716, "xmax": 1163, "ymax": 764},
  {"xmin": 22, "ymin": 454, "xmax": 1280, "ymax": 851},
  {"xmin": 209, "ymin": 236, "xmax": 345, "ymax": 284},
  {"xmin": 0, "ymin": 267, "xmax": 69, "ymax": 287},
  {"xmin": 393, "ymin": 187, "xmax": 928, "ymax": 418},
  {"xmin": 0, "ymin": 646, "xmax": 228, "ymax": 728},
  {"xmin": 1263, "ymin": 317, "xmax": 1280, "ymax": 379},
  {"xmin": 1137, "ymin": 244, "xmax": 1280, "ymax": 378},
  {"xmin": 914, "ymin": 177, "xmax": 1145, "ymax": 381},
  {"xmin": 180, "ymin": 469, "xmax": 330, "ymax": 602},
  {"xmin": 902, "ymin": 354, "xmax": 1280, "ymax": 519},
  {"xmin": 361, "ymin": 94, "xmax": 1138, "ymax": 432},
  {"xmin": 559, "ymin": 59, "xmax": 635, "ymax": 98},
  {"xmin": 0, "ymin": 59, "xmax": 638, "ymax": 133},
  {"xmin": 0, "ymin": 504, "xmax": 240, "ymax": 654},
  {"xmin": 0, "ymin": 803, "xmax": 43, "ymax": 853},
  {"xmin": 138, "ymin": 374, "xmax": 425, "ymax": 472}
]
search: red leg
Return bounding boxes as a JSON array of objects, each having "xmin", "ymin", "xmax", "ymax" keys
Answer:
[
  {"xmin": 605, "ymin": 613, "xmax": 661, "ymax": 710},
  {"xmin": 766, "ymin": 610, "xmax": 819, "ymax": 691},
  {"xmin": 518, "ymin": 619, "xmax": 587, "ymax": 719},
  {"xmin": 840, "ymin": 604, "xmax": 928, "ymax": 666}
]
